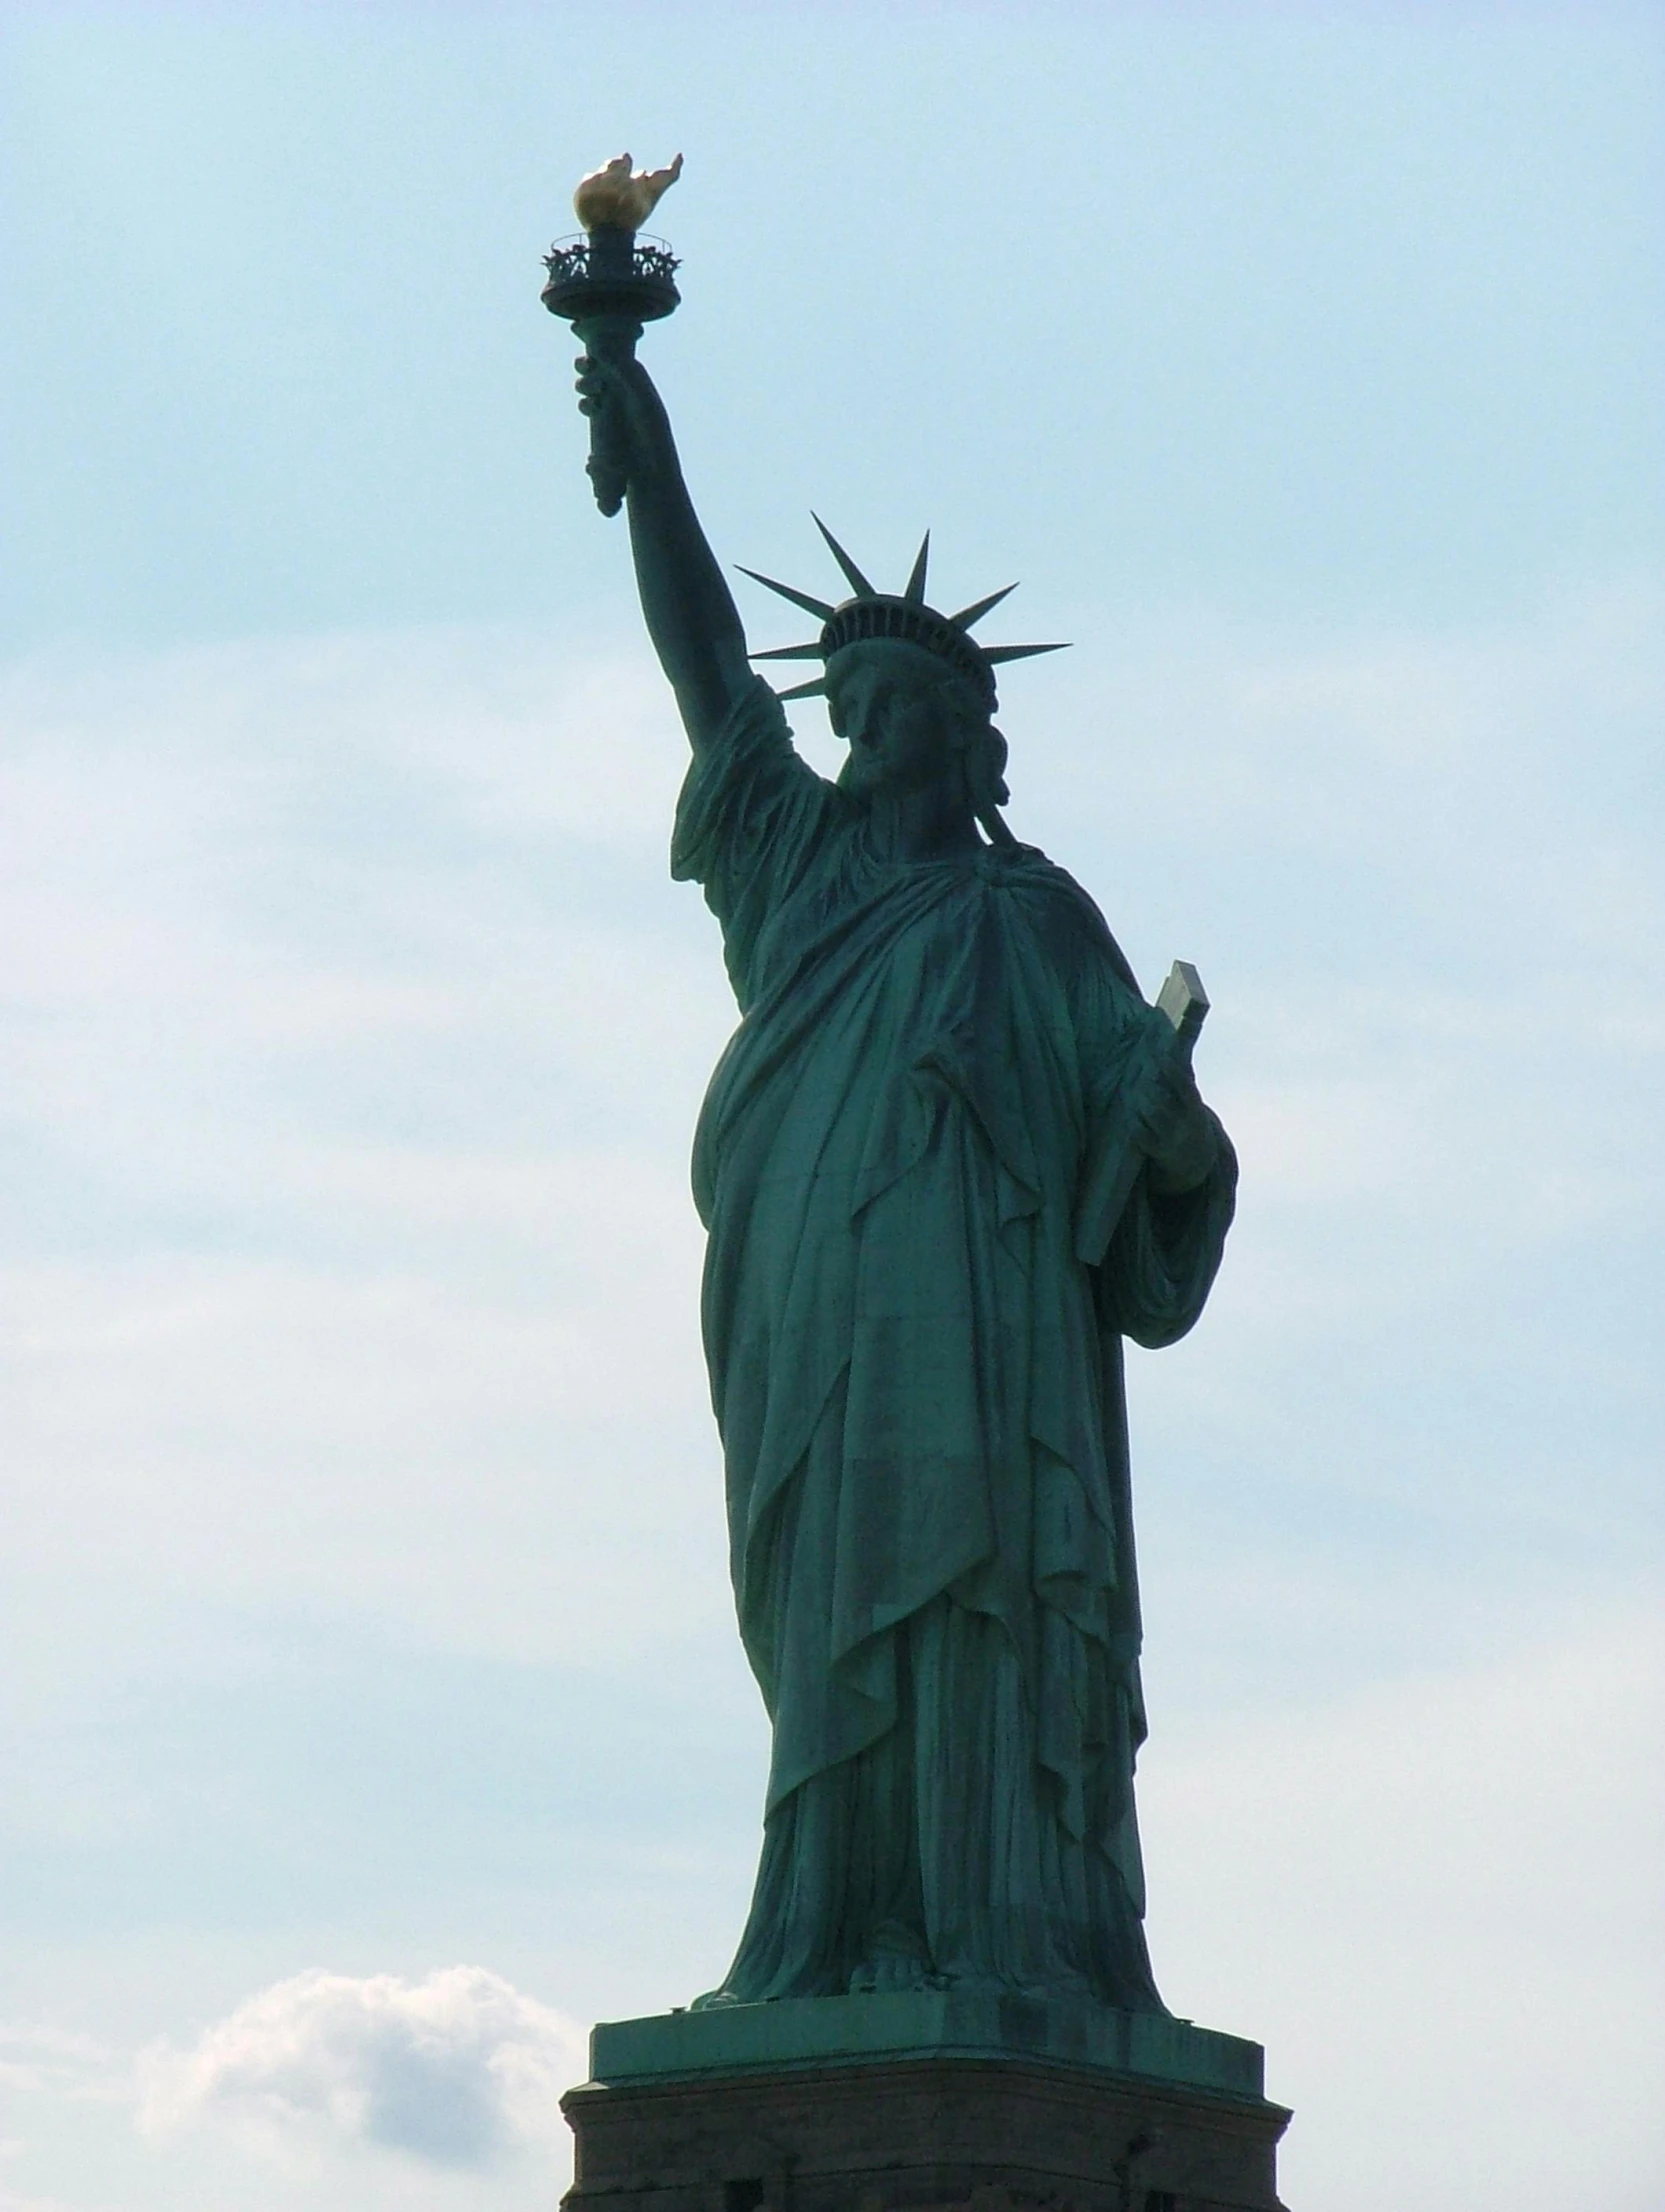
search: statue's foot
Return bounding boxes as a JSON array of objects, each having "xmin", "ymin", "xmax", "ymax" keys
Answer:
[
  {"xmin": 848, "ymin": 1954, "xmax": 929, "ymax": 1993},
  {"xmin": 847, "ymin": 1923, "xmax": 934, "ymax": 1994}
]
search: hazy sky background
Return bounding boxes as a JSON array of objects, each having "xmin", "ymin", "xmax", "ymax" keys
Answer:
[{"xmin": 3, "ymin": 6, "xmax": 1663, "ymax": 2210}]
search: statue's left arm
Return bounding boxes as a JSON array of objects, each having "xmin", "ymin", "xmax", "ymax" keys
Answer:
[
  {"xmin": 1100, "ymin": 1083, "xmax": 1237, "ymax": 1348},
  {"xmin": 1129, "ymin": 1053, "xmax": 1222, "ymax": 1199},
  {"xmin": 1069, "ymin": 954, "xmax": 1238, "ymax": 1349}
]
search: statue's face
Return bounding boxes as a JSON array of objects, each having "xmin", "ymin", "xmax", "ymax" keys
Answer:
[{"xmin": 826, "ymin": 641, "xmax": 961, "ymax": 797}]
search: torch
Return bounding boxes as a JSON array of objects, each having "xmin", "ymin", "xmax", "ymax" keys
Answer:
[{"xmin": 541, "ymin": 153, "xmax": 683, "ymax": 517}]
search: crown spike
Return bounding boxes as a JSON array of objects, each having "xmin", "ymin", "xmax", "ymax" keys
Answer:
[
  {"xmin": 983, "ymin": 641, "xmax": 1069, "ymax": 665},
  {"xmin": 749, "ymin": 642, "xmax": 827, "ymax": 661},
  {"xmin": 736, "ymin": 567, "xmax": 836, "ymax": 622},
  {"xmin": 904, "ymin": 531, "xmax": 931, "ymax": 604},
  {"xmin": 949, "ymin": 584, "xmax": 1018, "ymax": 631},
  {"xmin": 810, "ymin": 515, "xmax": 877, "ymax": 599},
  {"xmin": 774, "ymin": 675, "xmax": 830, "ymax": 701}
]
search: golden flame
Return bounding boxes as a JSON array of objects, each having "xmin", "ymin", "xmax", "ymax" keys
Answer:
[{"xmin": 572, "ymin": 152, "xmax": 683, "ymax": 234}]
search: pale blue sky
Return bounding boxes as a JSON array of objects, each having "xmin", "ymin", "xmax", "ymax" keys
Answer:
[
  {"xmin": 3, "ymin": 3, "xmax": 1661, "ymax": 647},
  {"xmin": 2, "ymin": 9, "xmax": 1663, "ymax": 2212}
]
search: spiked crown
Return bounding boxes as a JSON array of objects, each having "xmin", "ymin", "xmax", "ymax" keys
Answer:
[{"xmin": 741, "ymin": 518, "xmax": 1067, "ymax": 706}]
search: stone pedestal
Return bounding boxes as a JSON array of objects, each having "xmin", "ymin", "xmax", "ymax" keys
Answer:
[{"xmin": 561, "ymin": 1994, "xmax": 1290, "ymax": 2212}]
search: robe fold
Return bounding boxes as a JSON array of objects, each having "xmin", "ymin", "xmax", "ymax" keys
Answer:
[{"xmin": 672, "ymin": 680, "xmax": 1237, "ymax": 2007}]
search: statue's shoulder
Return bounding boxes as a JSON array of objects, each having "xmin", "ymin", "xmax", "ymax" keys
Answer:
[{"xmin": 996, "ymin": 842, "xmax": 1142, "ymax": 999}]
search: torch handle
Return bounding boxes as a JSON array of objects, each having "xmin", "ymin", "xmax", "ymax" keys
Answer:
[{"xmin": 577, "ymin": 312, "xmax": 643, "ymax": 519}]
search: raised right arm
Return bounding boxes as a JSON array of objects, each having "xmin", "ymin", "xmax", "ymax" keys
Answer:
[{"xmin": 575, "ymin": 337, "xmax": 754, "ymax": 752}]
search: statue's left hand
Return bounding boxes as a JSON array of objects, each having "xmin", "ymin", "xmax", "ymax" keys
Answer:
[{"xmin": 1134, "ymin": 1056, "xmax": 1219, "ymax": 1195}]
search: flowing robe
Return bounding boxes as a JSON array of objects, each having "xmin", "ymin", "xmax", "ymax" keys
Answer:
[{"xmin": 673, "ymin": 682, "xmax": 1237, "ymax": 2007}]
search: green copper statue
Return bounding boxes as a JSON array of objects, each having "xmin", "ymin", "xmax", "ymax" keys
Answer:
[{"xmin": 550, "ymin": 160, "xmax": 1236, "ymax": 2013}]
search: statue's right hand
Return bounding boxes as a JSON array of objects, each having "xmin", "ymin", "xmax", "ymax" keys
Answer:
[
  {"xmin": 569, "ymin": 340, "xmax": 748, "ymax": 724},
  {"xmin": 574, "ymin": 347, "xmax": 673, "ymax": 491}
]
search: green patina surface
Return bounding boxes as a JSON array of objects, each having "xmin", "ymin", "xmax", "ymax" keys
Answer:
[
  {"xmin": 590, "ymin": 1994, "xmax": 1264, "ymax": 2101},
  {"xmin": 563, "ymin": 250, "xmax": 1237, "ymax": 2026}
]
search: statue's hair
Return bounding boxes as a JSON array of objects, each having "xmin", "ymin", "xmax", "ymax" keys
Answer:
[{"xmin": 931, "ymin": 669, "xmax": 1014, "ymax": 844}]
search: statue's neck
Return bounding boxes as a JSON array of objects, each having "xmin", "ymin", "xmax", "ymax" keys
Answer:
[{"xmin": 861, "ymin": 781, "xmax": 984, "ymax": 864}]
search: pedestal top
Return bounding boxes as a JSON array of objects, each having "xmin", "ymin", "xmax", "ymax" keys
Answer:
[{"xmin": 588, "ymin": 1990, "xmax": 1265, "ymax": 2101}]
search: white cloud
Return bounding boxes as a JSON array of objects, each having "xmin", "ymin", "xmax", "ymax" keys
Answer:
[
  {"xmin": 138, "ymin": 1968, "xmax": 583, "ymax": 2170},
  {"xmin": 0, "ymin": 2032, "xmax": 128, "ymax": 2212},
  {"xmin": 1141, "ymin": 1604, "xmax": 1665, "ymax": 2212},
  {"xmin": 2, "ymin": 595, "xmax": 1659, "ymax": 1678},
  {"xmin": 0, "ymin": 2027, "xmax": 119, "ymax": 2103},
  {"xmin": 0, "ymin": 621, "xmax": 736, "ymax": 1670},
  {"xmin": 1, "ymin": 598, "xmax": 1660, "ymax": 2212},
  {"xmin": 0, "ymin": 2189, "xmax": 84, "ymax": 2212}
]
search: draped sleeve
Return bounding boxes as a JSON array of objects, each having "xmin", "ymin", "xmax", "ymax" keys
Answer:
[
  {"xmin": 1099, "ymin": 1129, "xmax": 1238, "ymax": 1348},
  {"xmin": 1062, "ymin": 920, "xmax": 1239, "ymax": 1350},
  {"xmin": 670, "ymin": 678, "xmax": 842, "ymax": 1012}
]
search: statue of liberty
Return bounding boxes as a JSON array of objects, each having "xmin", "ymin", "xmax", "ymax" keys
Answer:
[{"xmin": 569, "ymin": 271, "xmax": 1236, "ymax": 2017}]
